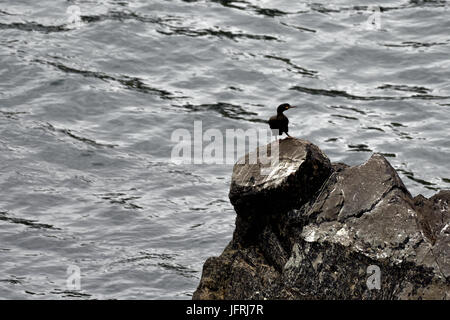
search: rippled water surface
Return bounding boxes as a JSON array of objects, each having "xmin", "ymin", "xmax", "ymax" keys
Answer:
[{"xmin": 1, "ymin": 0, "xmax": 449, "ymax": 299}]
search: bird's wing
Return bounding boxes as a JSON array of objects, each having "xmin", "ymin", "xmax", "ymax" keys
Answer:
[
  {"xmin": 281, "ymin": 117, "xmax": 289, "ymax": 132},
  {"xmin": 268, "ymin": 115, "xmax": 277, "ymax": 129}
]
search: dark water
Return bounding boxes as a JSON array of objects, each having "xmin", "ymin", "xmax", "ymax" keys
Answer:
[{"xmin": 0, "ymin": 0, "xmax": 449, "ymax": 299}]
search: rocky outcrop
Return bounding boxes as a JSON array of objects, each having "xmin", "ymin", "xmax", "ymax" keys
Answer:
[
  {"xmin": 193, "ymin": 138, "xmax": 450, "ymax": 300},
  {"xmin": 229, "ymin": 138, "xmax": 332, "ymax": 245}
]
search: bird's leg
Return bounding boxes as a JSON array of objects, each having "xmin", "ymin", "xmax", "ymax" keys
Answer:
[
  {"xmin": 285, "ymin": 133, "xmax": 293, "ymax": 139},
  {"xmin": 271, "ymin": 129, "xmax": 281, "ymax": 142}
]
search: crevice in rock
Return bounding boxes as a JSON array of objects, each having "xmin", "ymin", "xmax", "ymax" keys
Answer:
[{"xmin": 348, "ymin": 185, "xmax": 401, "ymax": 221}]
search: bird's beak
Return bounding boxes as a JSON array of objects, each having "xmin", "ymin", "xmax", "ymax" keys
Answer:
[{"xmin": 289, "ymin": 105, "xmax": 297, "ymax": 109}]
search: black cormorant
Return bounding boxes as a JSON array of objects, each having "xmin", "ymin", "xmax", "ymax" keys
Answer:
[{"xmin": 268, "ymin": 103, "xmax": 296, "ymax": 138}]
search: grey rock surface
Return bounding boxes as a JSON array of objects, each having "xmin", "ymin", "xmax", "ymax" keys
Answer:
[{"xmin": 193, "ymin": 138, "xmax": 449, "ymax": 300}]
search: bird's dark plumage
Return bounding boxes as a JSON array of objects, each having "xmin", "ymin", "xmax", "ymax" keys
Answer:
[{"xmin": 268, "ymin": 103, "xmax": 295, "ymax": 137}]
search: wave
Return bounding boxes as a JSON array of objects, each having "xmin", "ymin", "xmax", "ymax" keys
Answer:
[
  {"xmin": 290, "ymin": 85, "xmax": 450, "ymax": 101},
  {"xmin": 34, "ymin": 59, "xmax": 178, "ymax": 100}
]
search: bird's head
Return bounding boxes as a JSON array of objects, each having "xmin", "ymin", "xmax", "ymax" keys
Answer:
[{"xmin": 277, "ymin": 103, "xmax": 296, "ymax": 114}]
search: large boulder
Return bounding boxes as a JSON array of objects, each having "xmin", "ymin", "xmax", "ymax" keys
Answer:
[
  {"xmin": 193, "ymin": 138, "xmax": 450, "ymax": 300},
  {"xmin": 229, "ymin": 138, "xmax": 332, "ymax": 245},
  {"xmin": 229, "ymin": 138, "xmax": 332, "ymax": 217}
]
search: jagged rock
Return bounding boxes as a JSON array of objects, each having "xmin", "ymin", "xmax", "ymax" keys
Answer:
[
  {"xmin": 229, "ymin": 138, "xmax": 332, "ymax": 245},
  {"xmin": 229, "ymin": 138, "xmax": 332, "ymax": 217},
  {"xmin": 413, "ymin": 191, "xmax": 450, "ymax": 279},
  {"xmin": 307, "ymin": 154, "xmax": 410, "ymax": 223},
  {"xmin": 193, "ymin": 138, "xmax": 450, "ymax": 300}
]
